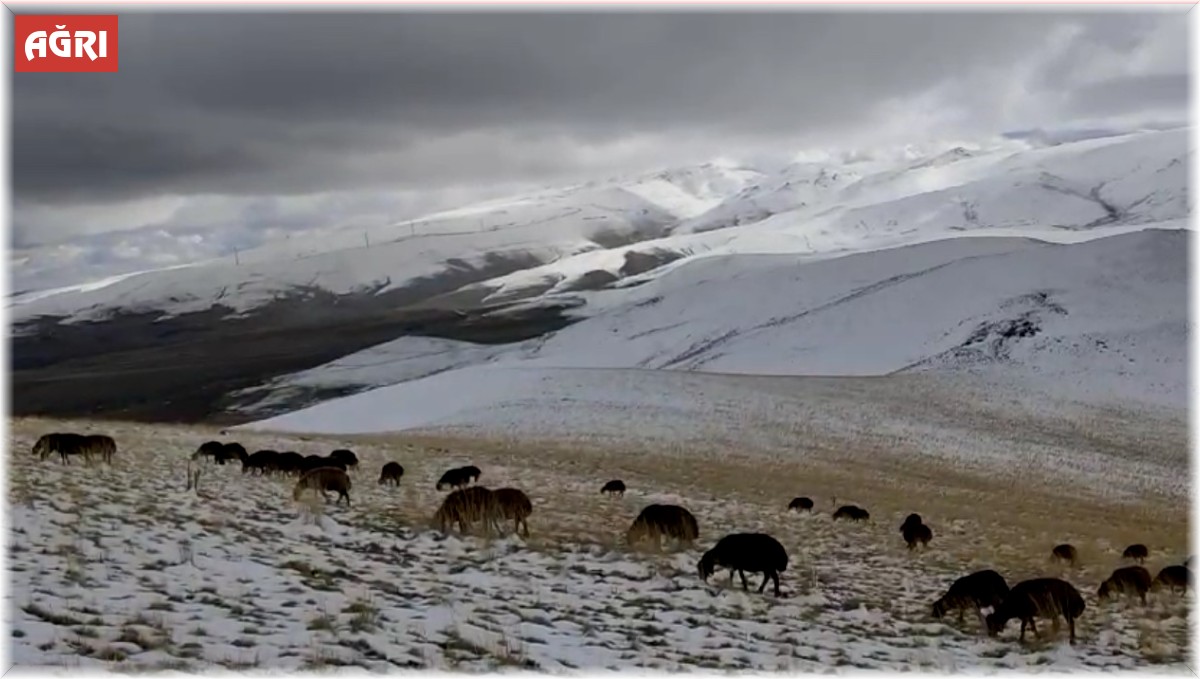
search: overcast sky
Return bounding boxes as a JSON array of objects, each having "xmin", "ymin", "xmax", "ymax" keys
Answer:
[{"xmin": 9, "ymin": 10, "xmax": 1190, "ymax": 290}]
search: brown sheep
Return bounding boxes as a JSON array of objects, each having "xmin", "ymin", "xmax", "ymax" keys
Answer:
[
  {"xmin": 788, "ymin": 497, "xmax": 814, "ymax": 512},
  {"xmin": 436, "ymin": 467, "xmax": 472, "ymax": 491},
  {"xmin": 293, "ymin": 467, "xmax": 352, "ymax": 506},
  {"xmin": 902, "ymin": 522, "xmax": 933, "ymax": 551},
  {"xmin": 1051, "ymin": 544, "xmax": 1078, "ymax": 566},
  {"xmin": 378, "ymin": 462, "xmax": 405, "ymax": 486},
  {"xmin": 433, "ymin": 486, "xmax": 503, "ymax": 535},
  {"xmin": 601, "ymin": 480, "xmax": 626, "ymax": 496},
  {"xmin": 626, "ymin": 504, "xmax": 699, "ymax": 549},
  {"xmin": 494, "ymin": 488, "xmax": 533, "ymax": 537},
  {"xmin": 932, "ymin": 570, "xmax": 1010, "ymax": 629},
  {"xmin": 1152, "ymin": 565, "xmax": 1190, "ymax": 595},
  {"xmin": 986, "ymin": 578, "xmax": 1085, "ymax": 645},
  {"xmin": 1122, "ymin": 544, "xmax": 1149, "ymax": 563},
  {"xmin": 1097, "ymin": 566, "xmax": 1152, "ymax": 604}
]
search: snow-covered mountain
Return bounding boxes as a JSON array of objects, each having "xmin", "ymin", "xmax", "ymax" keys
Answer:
[
  {"xmin": 11, "ymin": 128, "xmax": 1188, "ymax": 328},
  {"xmin": 237, "ymin": 225, "xmax": 1189, "ymax": 433}
]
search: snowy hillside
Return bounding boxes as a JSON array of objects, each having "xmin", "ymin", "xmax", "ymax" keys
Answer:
[
  {"xmin": 237, "ymin": 227, "xmax": 1188, "ymax": 437},
  {"xmin": 10, "ymin": 128, "xmax": 1188, "ymax": 328}
]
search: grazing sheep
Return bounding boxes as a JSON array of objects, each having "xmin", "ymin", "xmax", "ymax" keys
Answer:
[
  {"xmin": 1097, "ymin": 566, "xmax": 1153, "ymax": 604},
  {"xmin": 601, "ymin": 480, "xmax": 626, "ymax": 497},
  {"xmin": 274, "ymin": 451, "xmax": 304, "ymax": 475},
  {"xmin": 494, "ymin": 488, "xmax": 533, "ymax": 537},
  {"xmin": 1051, "ymin": 544, "xmax": 1078, "ymax": 566},
  {"xmin": 932, "ymin": 569, "xmax": 1010, "ymax": 629},
  {"xmin": 626, "ymin": 504, "xmax": 699, "ymax": 549},
  {"xmin": 33, "ymin": 433, "xmax": 87, "ymax": 464},
  {"xmin": 330, "ymin": 449, "xmax": 359, "ymax": 469},
  {"xmin": 243, "ymin": 450, "xmax": 279, "ymax": 476},
  {"xmin": 833, "ymin": 505, "xmax": 870, "ymax": 522},
  {"xmin": 1152, "ymin": 565, "xmax": 1190, "ymax": 595},
  {"xmin": 82, "ymin": 434, "xmax": 117, "ymax": 465},
  {"xmin": 902, "ymin": 522, "xmax": 933, "ymax": 551},
  {"xmin": 433, "ymin": 486, "xmax": 503, "ymax": 535},
  {"xmin": 461, "ymin": 465, "xmax": 482, "ymax": 483},
  {"xmin": 192, "ymin": 440, "xmax": 225, "ymax": 463},
  {"xmin": 788, "ymin": 497, "xmax": 814, "ymax": 512},
  {"xmin": 436, "ymin": 467, "xmax": 472, "ymax": 491},
  {"xmin": 900, "ymin": 513, "xmax": 923, "ymax": 530},
  {"xmin": 698, "ymin": 533, "xmax": 789, "ymax": 596},
  {"xmin": 292, "ymin": 467, "xmax": 352, "ymax": 506},
  {"xmin": 378, "ymin": 462, "xmax": 405, "ymax": 486},
  {"xmin": 1122, "ymin": 544, "xmax": 1149, "ymax": 563},
  {"xmin": 986, "ymin": 578, "xmax": 1085, "ymax": 645},
  {"xmin": 221, "ymin": 442, "xmax": 248, "ymax": 466}
]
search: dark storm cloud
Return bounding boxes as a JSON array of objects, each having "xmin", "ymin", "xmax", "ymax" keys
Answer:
[{"xmin": 14, "ymin": 11, "xmax": 1186, "ymax": 208}]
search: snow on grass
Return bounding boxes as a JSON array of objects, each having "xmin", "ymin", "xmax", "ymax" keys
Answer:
[{"xmin": 7, "ymin": 417, "xmax": 1191, "ymax": 671}]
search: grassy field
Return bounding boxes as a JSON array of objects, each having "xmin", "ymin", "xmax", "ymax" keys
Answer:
[{"xmin": 5, "ymin": 415, "xmax": 1192, "ymax": 671}]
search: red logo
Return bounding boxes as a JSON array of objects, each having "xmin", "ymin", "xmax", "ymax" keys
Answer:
[{"xmin": 14, "ymin": 15, "xmax": 119, "ymax": 72}]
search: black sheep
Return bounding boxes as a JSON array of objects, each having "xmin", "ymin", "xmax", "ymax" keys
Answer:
[
  {"xmin": 1098, "ymin": 566, "xmax": 1152, "ymax": 604},
  {"xmin": 1122, "ymin": 543, "xmax": 1149, "ymax": 563},
  {"xmin": 330, "ymin": 449, "xmax": 359, "ymax": 469},
  {"xmin": 379, "ymin": 462, "xmax": 405, "ymax": 486},
  {"xmin": 832, "ymin": 505, "xmax": 870, "ymax": 522},
  {"xmin": 931, "ymin": 569, "xmax": 1010, "ymax": 629},
  {"xmin": 986, "ymin": 578, "xmax": 1085, "ymax": 645},
  {"xmin": 698, "ymin": 533, "xmax": 789, "ymax": 596},
  {"xmin": 601, "ymin": 480, "xmax": 626, "ymax": 496},
  {"xmin": 1051, "ymin": 544, "xmax": 1078, "ymax": 566},
  {"xmin": 1152, "ymin": 565, "xmax": 1190, "ymax": 595},
  {"xmin": 788, "ymin": 497, "xmax": 814, "ymax": 512},
  {"xmin": 902, "ymin": 522, "xmax": 933, "ymax": 550}
]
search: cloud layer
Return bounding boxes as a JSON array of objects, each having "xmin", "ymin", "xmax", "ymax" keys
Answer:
[{"xmin": 10, "ymin": 10, "xmax": 1189, "ymax": 288}]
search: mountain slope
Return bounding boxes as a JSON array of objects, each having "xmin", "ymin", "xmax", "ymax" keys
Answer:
[{"xmin": 236, "ymin": 227, "xmax": 1188, "ymax": 427}]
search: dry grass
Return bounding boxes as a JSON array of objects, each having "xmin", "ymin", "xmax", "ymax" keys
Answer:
[{"xmin": 6, "ymin": 412, "xmax": 1191, "ymax": 669}]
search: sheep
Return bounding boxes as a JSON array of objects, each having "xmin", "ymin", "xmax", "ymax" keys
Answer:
[
  {"xmin": 788, "ymin": 497, "xmax": 814, "ymax": 512},
  {"xmin": 931, "ymin": 569, "xmax": 1010, "ymax": 630},
  {"xmin": 461, "ymin": 465, "xmax": 482, "ymax": 483},
  {"xmin": 192, "ymin": 440, "xmax": 225, "ymax": 463},
  {"xmin": 276, "ymin": 451, "xmax": 305, "ymax": 475},
  {"xmin": 378, "ymin": 462, "xmax": 405, "ymax": 486},
  {"xmin": 900, "ymin": 513, "xmax": 923, "ymax": 530},
  {"xmin": 436, "ymin": 467, "xmax": 472, "ymax": 491},
  {"xmin": 832, "ymin": 505, "xmax": 870, "ymax": 522},
  {"xmin": 433, "ymin": 486, "xmax": 503, "ymax": 536},
  {"xmin": 292, "ymin": 467, "xmax": 352, "ymax": 506},
  {"xmin": 1151, "ymin": 565, "xmax": 1190, "ymax": 595},
  {"xmin": 986, "ymin": 578, "xmax": 1085, "ymax": 645},
  {"xmin": 82, "ymin": 434, "xmax": 117, "ymax": 465},
  {"xmin": 330, "ymin": 449, "xmax": 359, "ymax": 469},
  {"xmin": 243, "ymin": 450, "xmax": 279, "ymax": 476},
  {"xmin": 1122, "ymin": 543, "xmax": 1149, "ymax": 563},
  {"xmin": 902, "ymin": 522, "xmax": 933, "ymax": 551},
  {"xmin": 33, "ymin": 433, "xmax": 87, "ymax": 464},
  {"xmin": 626, "ymin": 504, "xmax": 699, "ymax": 549},
  {"xmin": 221, "ymin": 442, "xmax": 248, "ymax": 466},
  {"xmin": 697, "ymin": 533, "xmax": 789, "ymax": 597},
  {"xmin": 601, "ymin": 480, "xmax": 626, "ymax": 497},
  {"xmin": 1051, "ymin": 544, "xmax": 1078, "ymax": 566},
  {"xmin": 494, "ymin": 487, "xmax": 533, "ymax": 537},
  {"xmin": 1097, "ymin": 566, "xmax": 1152, "ymax": 604}
]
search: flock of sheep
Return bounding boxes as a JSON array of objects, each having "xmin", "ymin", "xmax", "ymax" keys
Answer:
[{"xmin": 28, "ymin": 431, "xmax": 1193, "ymax": 649}]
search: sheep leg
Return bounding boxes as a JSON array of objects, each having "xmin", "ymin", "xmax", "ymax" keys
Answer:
[
  {"xmin": 771, "ymin": 572, "xmax": 781, "ymax": 596},
  {"xmin": 729, "ymin": 571, "xmax": 736, "ymax": 587},
  {"xmin": 1067, "ymin": 616, "xmax": 1077, "ymax": 645},
  {"xmin": 1019, "ymin": 619, "xmax": 1027, "ymax": 642},
  {"xmin": 1028, "ymin": 618, "xmax": 1039, "ymax": 640},
  {"xmin": 975, "ymin": 608, "xmax": 987, "ymax": 632},
  {"xmin": 758, "ymin": 573, "xmax": 769, "ymax": 593},
  {"xmin": 738, "ymin": 570, "xmax": 750, "ymax": 591}
]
